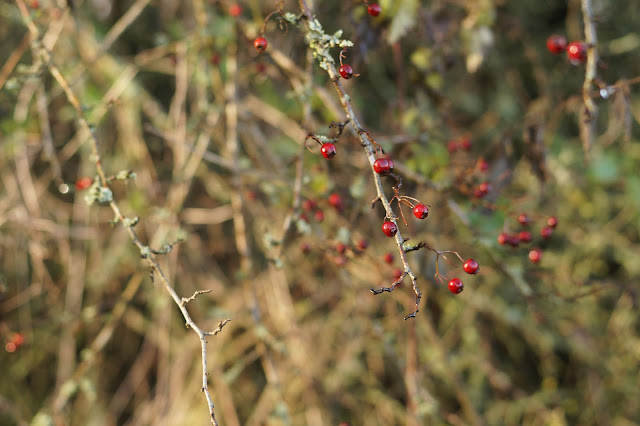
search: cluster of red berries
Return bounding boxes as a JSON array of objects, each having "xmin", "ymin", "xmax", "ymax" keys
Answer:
[
  {"xmin": 447, "ymin": 137, "xmax": 472, "ymax": 154},
  {"xmin": 380, "ymin": 202, "xmax": 429, "ymax": 237},
  {"xmin": 497, "ymin": 214, "xmax": 558, "ymax": 263},
  {"xmin": 546, "ymin": 35, "xmax": 587, "ymax": 66},
  {"xmin": 447, "ymin": 258, "xmax": 480, "ymax": 294},
  {"xmin": 5, "ymin": 332, "xmax": 25, "ymax": 353}
]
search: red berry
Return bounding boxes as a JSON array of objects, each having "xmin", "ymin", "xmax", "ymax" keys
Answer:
[
  {"xmin": 321, "ymin": 142, "xmax": 337, "ymax": 159},
  {"xmin": 508, "ymin": 235, "xmax": 520, "ymax": 247},
  {"xmin": 474, "ymin": 182, "xmax": 491, "ymax": 199},
  {"xmin": 328, "ymin": 193, "xmax": 344, "ymax": 212},
  {"xmin": 254, "ymin": 37, "xmax": 268, "ymax": 53},
  {"xmin": 477, "ymin": 159, "xmax": 489, "ymax": 172},
  {"xmin": 540, "ymin": 226, "xmax": 553, "ymax": 239},
  {"xmin": 382, "ymin": 220, "xmax": 397, "ymax": 237},
  {"xmin": 356, "ymin": 239, "xmax": 369, "ymax": 250},
  {"xmin": 75, "ymin": 177, "xmax": 93, "ymax": 191},
  {"xmin": 5, "ymin": 342, "xmax": 17, "ymax": 353},
  {"xmin": 383, "ymin": 252, "xmax": 394, "ymax": 264},
  {"xmin": 518, "ymin": 214, "xmax": 530, "ymax": 226},
  {"xmin": 447, "ymin": 140, "xmax": 459, "ymax": 154},
  {"xmin": 392, "ymin": 268, "xmax": 403, "ymax": 280},
  {"xmin": 448, "ymin": 278, "xmax": 464, "ymax": 294},
  {"xmin": 367, "ymin": 3, "xmax": 381, "ymax": 16},
  {"xmin": 413, "ymin": 204, "xmax": 429, "ymax": 219},
  {"xmin": 314, "ymin": 210, "xmax": 325, "ymax": 222},
  {"xmin": 460, "ymin": 138, "xmax": 472, "ymax": 151},
  {"xmin": 529, "ymin": 248, "xmax": 542, "ymax": 263},
  {"xmin": 567, "ymin": 41, "xmax": 587, "ymax": 65},
  {"xmin": 547, "ymin": 216, "xmax": 558, "ymax": 228},
  {"xmin": 463, "ymin": 258, "xmax": 480, "ymax": 275},
  {"xmin": 302, "ymin": 199, "xmax": 317, "ymax": 211},
  {"xmin": 229, "ymin": 4, "xmax": 242, "ymax": 17},
  {"xmin": 11, "ymin": 333, "xmax": 25, "ymax": 347},
  {"xmin": 498, "ymin": 233, "xmax": 509, "ymax": 245},
  {"xmin": 546, "ymin": 35, "xmax": 567, "ymax": 54},
  {"xmin": 336, "ymin": 242, "xmax": 347, "ymax": 254},
  {"xmin": 518, "ymin": 231, "xmax": 532, "ymax": 243},
  {"xmin": 301, "ymin": 242, "xmax": 311, "ymax": 255},
  {"xmin": 373, "ymin": 158, "xmax": 392, "ymax": 175},
  {"xmin": 339, "ymin": 64, "xmax": 354, "ymax": 79}
]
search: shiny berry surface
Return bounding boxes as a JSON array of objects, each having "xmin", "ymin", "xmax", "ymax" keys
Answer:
[
  {"xmin": 547, "ymin": 216, "xmax": 558, "ymax": 228},
  {"xmin": 463, "ymin": 259, "xmax": 479, "ymax": 275},
  {"xmin": 321, "ymin": 142, "xmax": 337, "ymax": 159},
  {"xmin": 254, "ymin": 37, "xmax": 268, "ymax": 53},
  {"xmin": 448, "ymin": 278, "xmax": 464, "ymax": 294},
  {"xmin": 339, "ymin": 64, "xmax": 353, "ymax": 79},
  {"xmin": 382, "ymin": 221, "xmax": 398, "ymax": 237},
  {"xmin": 373, "ymin": 158, "xmax": 392, "ymax": 175},
  {"xmin": 567, "ymin": 41, "xmax": 587, "ymax": 64},
  {"xmin": 413, "ymin": 204, "xmax": 429, "ymax": 219}
]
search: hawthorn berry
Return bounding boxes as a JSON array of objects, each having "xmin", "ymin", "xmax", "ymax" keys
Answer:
[
  {"xmin": 413, "ymin": 204, "xmax": 429, "ymax": 219},
  {"xmin": 75, "ymin": 177, "xmax": 93, "ymax": 191},
  {"xmin": 478, "ymin": 159, "xmax": 490, "ymax": 172},
  {"xmin": 229, "ymin": 4, "xmax": 242, "ymax": 17},
  {"xmin": 367, "ymin": 3, "xmax": 381, "ymax": 16},
  {"xmin": 474, "ymin": 182, "xmax": 491, "ymax": 199},
  {"xmin": 314, "ymin": 210, "xmax": 325, "ymax": 222},
  {"xmin": 546, "ymin": 35, "xmax": 567, "ymax": 54},
  {"xmin": 336, "ymin": 242, "xmax": 347, "ymax": 254},
  {"xmin": 463, "ymin": 258, "xmax": 480, "ymax": 275},
  {"xmin": 356, "ymin": 239, "xmax": 369, "ymax": 250},
  {"xmin": 498, "ymin": 232, "xmax": 509, "ymax": 245},
  {"xmin": 321, "ymin": 142, "xmax": 337, "ymax": 159},
  {"xmin": 540, "ymin": 226, "xmax": 553, "ymax": 239},
  {"xmin": 567, "ymin": 41, "xmax": 587, "ymax": 65},
  {"xmin": 382, "ymin": 220, "xmax": 398, "ymax": 237},
  {"xmin": 518, "ymin": 230, "xmax": 532, "ymax": 243},
  {"xmin": 373, "ymin": 158, "xmax": 393, "ymax": 175},
  {"xmin": 339, "ymin": 64, "xmax": 354, "ymax": 79},
  {"xmin": 518, "ymin": 214, "xmax": 530, "ymax": 226},
  {"xmin": 460, "ymin": 138, "xmax": 472, "ymax": 151},
  {"xmin": 547, "ymin": 216, "xmax": 558, "ymax": 228},
  {"xmin": 447, "ymin": 140, "xmax": 459, "ymax": 154},
  {"xmin": 383, "ymin": 252, "xmax": 394, "ymax": 264},
  {"xmin": 529, "ymin": 248, "xmax": 542, "ymax": 263},
  {"xmin": 328, "ymin": 193, "xmax": 344, "ymax": 212},
  {"xmin": 254, "ymin": 37, "xmax": 268, "ymax": 53},
  {"xmin": 448, "ymin": 278, "xmax": 464, "ymax": 294}
]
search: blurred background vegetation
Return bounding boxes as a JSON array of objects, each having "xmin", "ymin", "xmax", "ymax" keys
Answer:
[{"xmin": 1, "ymin": 0, "xmax": 639, "ymax": 425}]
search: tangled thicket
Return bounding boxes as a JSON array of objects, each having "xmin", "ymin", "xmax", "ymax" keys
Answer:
[{"xmin": 1, "ymin": 1, "xmax": 640, "ymax": 425}]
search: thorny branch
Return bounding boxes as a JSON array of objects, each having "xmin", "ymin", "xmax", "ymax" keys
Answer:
[
  {"xmin": 297, "ymin": 0, "xmax": 421, "ymax": 319},
  {"xmin": 14, "ymin": 1, "xmax": 229, "ymax": 424}
]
